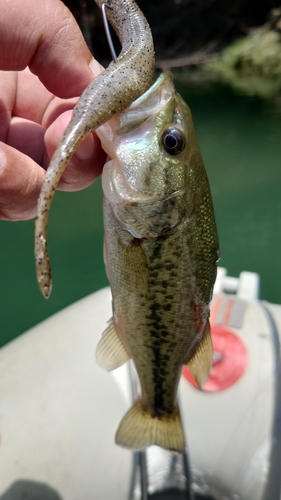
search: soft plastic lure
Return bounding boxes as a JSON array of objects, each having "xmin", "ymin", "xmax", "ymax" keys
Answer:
[{"xmin": 35, "ymin": 0, "xmax": 154, "ymax": 298}]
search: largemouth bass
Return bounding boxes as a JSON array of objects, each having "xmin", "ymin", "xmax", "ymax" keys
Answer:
[
  {"xmin": 35, "ymin": 0, "xmax": 154, "ymax": 296},
  {"xmin": 95, "ymin": 73, "xmax": 219, "ymax": 452}
]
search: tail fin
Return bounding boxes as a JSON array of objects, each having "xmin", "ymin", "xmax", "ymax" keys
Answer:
[{"xmin": 115, "ymin": 400, "xmax": 185, "ymax": 452}]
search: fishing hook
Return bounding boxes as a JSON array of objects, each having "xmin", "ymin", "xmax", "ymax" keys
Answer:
[{"xmin": 101, "ymin": 0, "xmax": 118, "ymax": 62}]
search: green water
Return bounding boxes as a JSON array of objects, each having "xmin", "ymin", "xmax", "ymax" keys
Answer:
[
  {"xmin": 182, "ymin": 83, "xmax": 281, "ymax": 304},
  {"xmin": 1, "ymin": 82, "xmax": 281, "ymax": 348},
  {"xmin": 0, "ymin": 181, "xmax": 107, "ymax": 347}
]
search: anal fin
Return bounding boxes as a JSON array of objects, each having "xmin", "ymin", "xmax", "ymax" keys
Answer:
[
  {"xmin": 96, "ymin": 318, "xmax": 131, "ymax": 371},
  {"xmin": 186, "ymin": 321, "xmax": 213, "ymax": 389},
  {"xmin": 115, "ymin": 400, "xmax": 185, "ymax": 452}
]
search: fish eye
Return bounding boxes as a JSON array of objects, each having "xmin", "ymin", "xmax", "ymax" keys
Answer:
[{"xmin": 161, "ymin": 128, "xmax": 185, "ymax": 156}]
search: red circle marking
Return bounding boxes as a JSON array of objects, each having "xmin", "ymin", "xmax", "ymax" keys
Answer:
[{"xmin": 182, "ymin": 325, "xmax": 248, "ymax": 392}]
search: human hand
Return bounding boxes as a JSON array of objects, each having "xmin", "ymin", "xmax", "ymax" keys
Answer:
[{"xmin": 0, "ymin": 0, "xmax": 106, "ymax": 221}]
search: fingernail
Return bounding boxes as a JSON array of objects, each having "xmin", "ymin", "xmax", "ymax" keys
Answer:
[
  {"xmin": 89, "ymin": 58, "xmax": 104, "ymax": 77},
  {"xmin": 0, "ymin": 149, "xmax": 6, "ymax": 173}
]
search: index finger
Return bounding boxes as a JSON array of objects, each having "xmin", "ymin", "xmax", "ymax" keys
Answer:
[{"xmin": 0, "ymin": 0, "xmax": 95, "ymax": 98}]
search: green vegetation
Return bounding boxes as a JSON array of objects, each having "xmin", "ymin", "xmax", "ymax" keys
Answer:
[{"xmin": 206, "ymin": 30, "xmax": 281, "ymax": 97}]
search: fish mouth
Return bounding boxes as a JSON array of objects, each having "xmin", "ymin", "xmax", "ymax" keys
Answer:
[
  {"xmin": 99, "ymin": 73, "xmax": 174, "ymax": 205},
  {"xmin": 99, "ymin": 72, "xmax": 190, "ymax": 238},
  {"xmin": 98, "ymin": 72, "xmax": 175, "ymax": 206},
  {"xmin": 97, "ymin": 72, "xmax": 173, "ymax": 154}
]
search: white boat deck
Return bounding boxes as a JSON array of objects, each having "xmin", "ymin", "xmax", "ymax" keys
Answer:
[{"xmin": 0, "ymin": 269, "xmax": 280, "ymax": 499}]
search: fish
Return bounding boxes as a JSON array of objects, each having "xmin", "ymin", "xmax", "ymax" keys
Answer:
[
  {"xmin": 95, "ymin": 72, "xmax": 220, "ymax": 452},
  {"xmin": 35, "ymin": 0, "xmax": 154, "ymax": 297},
  {"xmin": 34, "ymin": 0, "xmax": 219, "ymax": 454}
]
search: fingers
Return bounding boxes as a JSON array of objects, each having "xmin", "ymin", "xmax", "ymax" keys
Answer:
[
  {"xmin": 0, "ymin": 142, "xmax": 45, "ymax": 220},
  {"xmin": 0, "ymin": 0, "xmax": 95, "ymax": 98},
  {"xmin": 56, "ymin": 132, "xmax": 105, "ymax": 192},
  {"xmin": 7, "ymin": 117, "xmax": 46, "ymax": 165},
  {"xmin": 0, "ymin": 66, "xmax": 106, "ymax": 220},
  {"xmin": 0, "ymin": 0, "xmax": 107, "ymax": 221},
  {"xmin": 44, "ymin": 110, "xmax": 106, "ymax": 191},
  {"xmin": 6, "ymin": 103, "xmax": 107, "ymax": 192},
  {"xmin": 0, "ymin": 115, "xmax": 107, "ymax": 220},
  {"xmin": 0, "ymin": 135, "xmax": 106, "ymax": 221},
  {"xmin": 13, "ymin": 68, "xmax": 54, "ymax": 124}
]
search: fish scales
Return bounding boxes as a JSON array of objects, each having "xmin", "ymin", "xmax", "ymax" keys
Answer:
[
  {"xmin": 104, "ymin": 203, "xmax": 194, "ymax": 416},
  {"xmin": 97, "ymin": 73, "xmax": 219, "ymax": 452}
]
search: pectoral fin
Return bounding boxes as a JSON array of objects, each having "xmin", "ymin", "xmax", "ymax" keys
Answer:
[
  {"xmin": 96, "ymin": 318, "xmax": 131, "ymax": 370},
  {"xmin": 186, "ymin": 321, "xmax": 213, "ymax": 389}
]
